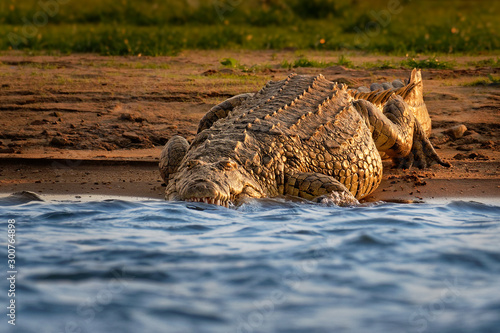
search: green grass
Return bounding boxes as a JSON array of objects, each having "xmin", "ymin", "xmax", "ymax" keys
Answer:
[
  {"xmin": 219, "ymin": 55, "xmax": 470, "ymax": 71},
  {"xmin": 101, "ymin": 61, "xmax": 170, "ymax": 69},
  {"xmin": 220, "ymin": 58, "xmax": 240, "ymax": 68},
  {"xmin": 220, "ymin": 57, "xmax": 272, "ymax": 73},
  {"xmin": 463, "ymin": 74, "xmax": 500, "ymax": 86},
  {"xmin": 281, "ymin": 58, "xmax": 333, "ymax": 69},
  {"xmin": 400, "ymin": 57, "xmax": 456, "ymax": 70},
  {"xmin": 279, "ymin": 56, "xmax": 457, "ymax": 70},
  {"xmin": 336, "ymin": 55, "xmax": 353, "ymax": 67},
  {"xmin": 0, "ymin": 0, "xmax": 499, "ymax": 56},
  {"xmin": 362, "ymin": 60, "xmax": 398, "ymax": 69},
  {"xmin": 280, "ymin": 55, "xmax": 354, "ymax": 69},
  {"xmin": 466, "ymin": 58, "xmax": 500, "ymax": 68},
  {"xmin": 360, "ymin": 57, "xmax": 456, "ymax": 70}
]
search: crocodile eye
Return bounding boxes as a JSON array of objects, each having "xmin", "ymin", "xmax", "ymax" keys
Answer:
[{"xmin": 218, "ymin": 160, "xmax": 237, "ymax": 171}]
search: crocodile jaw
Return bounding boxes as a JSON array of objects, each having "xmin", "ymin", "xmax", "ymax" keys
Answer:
[{"xmin": 165, "ymin": 160, "xmax": 265, "ymax": 207}]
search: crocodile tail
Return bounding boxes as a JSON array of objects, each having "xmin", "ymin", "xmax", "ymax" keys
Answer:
[
  {"xmin": 349, "ymin": 82, "xmax": 416, "ymax": 110},
  {"xmin": 404, "ymin": 69, "xmax": 432, "ymax": 136},
  {"xmin": 349, "ymin": 69, "xmax": 432, "ymax": 136}
]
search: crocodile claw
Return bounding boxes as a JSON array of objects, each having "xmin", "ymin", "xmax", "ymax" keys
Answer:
[{"xmin": 393, "ymin": 123, "xmax": 451, "ymax": 169}]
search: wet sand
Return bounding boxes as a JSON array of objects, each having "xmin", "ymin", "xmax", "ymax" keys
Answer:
[{"xmin": 1, "ymin": 51, "xmax": 499, "ymax": 203}]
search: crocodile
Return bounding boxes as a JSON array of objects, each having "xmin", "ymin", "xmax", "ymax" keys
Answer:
[{"xmin": 159, "ymin": 69, "xmax": 449, "ymax": 207}]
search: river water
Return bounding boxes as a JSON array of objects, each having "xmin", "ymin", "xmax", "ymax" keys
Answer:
[{"xmin": 1, "ymin": 194, "xmax": 499, "ymax": 333}]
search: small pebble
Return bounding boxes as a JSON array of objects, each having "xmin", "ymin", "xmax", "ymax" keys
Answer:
[{"xmin": 444, "ymin": 124, "xmax": 467, "ymax": 140}]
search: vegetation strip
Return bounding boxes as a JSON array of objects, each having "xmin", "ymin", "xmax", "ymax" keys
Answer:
[{"xmin": 1, "ymin": 0, "xmax": 498, "ymax": 56}]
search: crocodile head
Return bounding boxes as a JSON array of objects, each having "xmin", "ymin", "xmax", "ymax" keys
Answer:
[{"xmin": 165, "ymin": 157, "xmax": 265, "ymax": 208}]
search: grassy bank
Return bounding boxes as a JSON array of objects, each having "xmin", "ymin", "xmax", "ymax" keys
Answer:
[{"xmin": 1, "ymin": 0, "xmax": 499, "ymax": 56}]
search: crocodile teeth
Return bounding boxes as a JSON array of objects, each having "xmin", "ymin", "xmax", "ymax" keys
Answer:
[{"xmin": 186, "ymin": 197, "xmax": 230, "ymax": 208}]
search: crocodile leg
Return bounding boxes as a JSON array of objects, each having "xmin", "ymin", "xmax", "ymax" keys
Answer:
[
  {"xmin": 285, "ymin": 172, "xmax": 359, "ymax": 206},
  {"xmin": 353, "ymin": 96, "xmax": 449, "ymax": 169},
  {"xmin": 197, "ymin": 93, "xmax": 254, "ymax": 133},
  {"xmin": 159, "ymin": 135, "xmax": 189, "ymax": 185}
]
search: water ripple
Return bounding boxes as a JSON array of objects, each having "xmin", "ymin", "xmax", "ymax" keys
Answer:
[{"xmin": 0, "ymin": 197, "xmax": 499, "ymax": 333}]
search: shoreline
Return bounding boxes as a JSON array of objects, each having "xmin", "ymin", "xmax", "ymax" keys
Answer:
[{"xmin": 1, "ymin": 156, "xmax": 498, "ymax": 205}]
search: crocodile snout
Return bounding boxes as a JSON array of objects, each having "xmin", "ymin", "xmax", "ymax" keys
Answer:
[{"xmin": 182, "ymin": 180, "xmax": 220, "ymax": 200}]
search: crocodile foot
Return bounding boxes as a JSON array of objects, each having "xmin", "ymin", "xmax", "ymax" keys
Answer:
[
  {"xmin": 285, "ymin": 172, "xmax": 360, "ymax": 206},
  {"xmin": 393, "ymin": 121, "xmax": 451, "ymax": 169}
]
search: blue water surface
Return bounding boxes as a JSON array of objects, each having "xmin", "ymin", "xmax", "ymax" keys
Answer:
[{"xmin": 0, "ymin": 195, "xmax": 499, "ymax": 333}]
